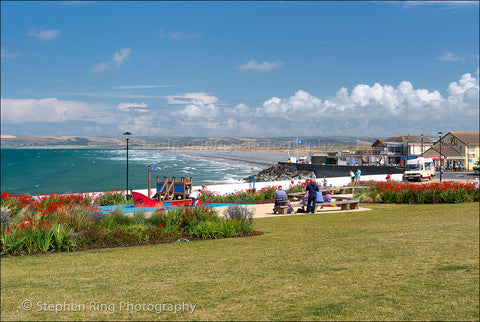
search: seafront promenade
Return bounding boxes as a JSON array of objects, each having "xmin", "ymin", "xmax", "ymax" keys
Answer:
[{"xmin": 132, "ymin": 173, "xmax": 403, "ymax": 197}]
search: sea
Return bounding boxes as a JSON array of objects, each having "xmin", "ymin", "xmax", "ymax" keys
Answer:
[{"xmin": 0, "ymin": 149, "xmax": 286, "ymax": 195}]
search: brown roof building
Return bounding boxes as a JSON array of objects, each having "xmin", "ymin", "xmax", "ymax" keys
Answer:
[
  {"xmin": 422, "ymin": 132, "xmax": 480, "ymax": 170},
  {"xmin": 371, "ymin": 134, "xmax": 433, "ymax": 166}
]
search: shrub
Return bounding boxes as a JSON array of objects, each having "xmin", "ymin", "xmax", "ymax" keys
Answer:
[
  {"xmin": 223, "ymin": 204, "xmax": 254, "ymax": 223},
  {"xmin": 133, "ymin": 210, "xmax": 147, "ymax": 225},
  {"xmin": 187, "ymin": 221, "xmax": 224, "ymax": 239},
  {"xmin": 1, "ymin": 211, "xmax": 11, "ymax": 229},
  {"xmin": 102, "ymin": 208, "xmax": 135, "ymax": 229},
  {"xmin": 93, "ymin": 191, "xmax": 127, "ymax": 206}
]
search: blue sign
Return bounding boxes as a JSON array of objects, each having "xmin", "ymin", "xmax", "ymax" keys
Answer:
[
  {"xmin": 148, "ymin": 166, "xmax": 156, "ymax": 172},
  {"xmin": 298, "ymin": 139, "xmax": 303, "ymax": 145}
]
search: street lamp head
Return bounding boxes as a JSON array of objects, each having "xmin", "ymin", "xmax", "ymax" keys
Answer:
[
  {"xmin": 438, "ymin": 131, "xmax": 442, "ymax": 137},
  {"xmin": 123, "ymin": 131, "xmax": 132, "ymax": 136}
]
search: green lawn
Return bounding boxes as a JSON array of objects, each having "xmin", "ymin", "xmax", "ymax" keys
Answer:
[{"xmin": 1, "ymin": 203, "xmax": 479, "ymax": 321}]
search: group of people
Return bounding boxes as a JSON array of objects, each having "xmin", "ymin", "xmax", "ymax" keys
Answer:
[
  {"xmin": 349, "ymin": 169, "xmax": 362, "ymax": 183},
  {"xmin": 273, "ymin": 172, "xmax": 333, "ymax": 215}
]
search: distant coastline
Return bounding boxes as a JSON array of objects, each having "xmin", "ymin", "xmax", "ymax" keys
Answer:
[{"xmin": 0, "ymin": 134, "xmax": 376, "ymax": 153}]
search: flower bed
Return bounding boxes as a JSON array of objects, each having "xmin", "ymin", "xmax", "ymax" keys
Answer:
[
  {"xmin": 201, "ymin": 183, "xmax": 307, "ymax": 204},
  {"xmin": 1, "ymin": 191, "xmax": 256, "ymax": 256},
  {"xmin": 357, "ymin": 180, "xmax": 480, "ymax": 204}
]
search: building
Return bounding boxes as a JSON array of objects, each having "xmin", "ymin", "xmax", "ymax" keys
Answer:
[
  {"xmin": 422, "ymin": 132, "xmax": 480, "ymax": 170},
  {"xmin": 371, "ymin": 135, "xmax": 433, "ymax": 166}
]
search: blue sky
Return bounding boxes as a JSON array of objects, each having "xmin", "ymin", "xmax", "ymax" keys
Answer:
[{"xmin": 1, "ymin": 1, "xmax": 479, "ymax": 138}]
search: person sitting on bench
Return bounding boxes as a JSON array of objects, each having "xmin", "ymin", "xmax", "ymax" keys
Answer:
[
  {"xmin": 273, "ymin": 185, "xmax": 288, "ymax": 214},
  {"xmin": 321, "ymin": 190, "xmax": 332, "ymax": 209}
]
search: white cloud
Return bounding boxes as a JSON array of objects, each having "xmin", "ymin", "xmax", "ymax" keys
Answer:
[
  {"xmin": 117, "ymin": 102, "xmax": 148, "ymax": 112},
  {"xmin": 91, "ymin": 62, "xmax": 112, "ymax": 74},
  {"xmin": 28, "ymin": 28, "xmax": 60, "ymax": 40},
  {"xmin": 165, "ymin": 92, "xmax": 218, "ymax": 105},
  {"xmin": 2, "ymin": 72, "xmax": 478, "ymax": 137},
  {"xmin": 112, "ymin": 48, "xmax": 131, "ymax": 67},
  {"xmin": 437, "ymin": 52, "xmax": 462, "ymax": 61},
  {"xmin": 91, "ymin": 48, "xmax": 131, "ymax": 74},
  {"xmin": 238, "ymin": 59, "xmax": 284, "ymax": 71},
  {"xmin": 0, "ymin": 98, "xmax": 108, "ymax": 123}
]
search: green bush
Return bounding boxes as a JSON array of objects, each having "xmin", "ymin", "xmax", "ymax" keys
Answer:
[
  {"xmin": 223, "ymin": 204, "xmax": 254, "ymax": 223},
  {"xmin": 94, "ymin": 191, "xmax": 128, "ymax": 206}
]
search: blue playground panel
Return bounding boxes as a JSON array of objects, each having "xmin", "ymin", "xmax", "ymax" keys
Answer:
[{"xmin": 98, "ymin": 203, "xmax": 243, "ymax": 214}]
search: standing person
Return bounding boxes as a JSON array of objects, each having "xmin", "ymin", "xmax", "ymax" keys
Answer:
[
  {"xmin": 322, "ymin": 176, "xmax": 328, "ymax": 187},
  {"xmin": 273, "ymin": 185, "xmax": 288, "ymax": 214},
  {"xmin": 350, "ymin": 170, "xmax": 355, "ymax": 183},
  {"xmin": 305, "ymin": 179, "xmax": 320, "ymax": 214},
  {"xmin": 289, "ymin": 180, "xmax": 295, "ymax": 189},
  {"xmin": 355, "ymin": 169, "xmax": 361, "ymax": 182},
  {"xmin": 310, "ymin": 171, "xmax": 316, "ymax": 181}
]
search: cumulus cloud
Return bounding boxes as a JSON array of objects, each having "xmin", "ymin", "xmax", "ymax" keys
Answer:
[
  {"xmin": 251, "ymin": 73, "xmax": 478, "ymax": 135},
  {"xmin": 91, "ymin": 48, "xmax": 132, "ymax": 74},
  {"xmin": 28, "ymin": 28, "xmax": 61, "ymax": 40},
  {"xmin": 2, "ymin": 72, "xmax": 478, "ymax": 137},
  {"xmin": 238, "ymin": 59, "xmax": 284, "ymax": 71},
  {"xmin": 0, "ymin": 98, "xmax": 109, "ymax": 124}
]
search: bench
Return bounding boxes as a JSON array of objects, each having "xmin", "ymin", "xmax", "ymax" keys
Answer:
[
  {"xmin": 320, "ymin": 196, "xmax": 359, "ymax": 210},
  {"xmin": 274, "ymin": 205, "xmax": 289, "ymax": 215}
]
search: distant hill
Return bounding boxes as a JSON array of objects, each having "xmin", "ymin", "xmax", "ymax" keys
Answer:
[{"xmin": 0, "ymin": 135, "xmax": 378, "ymax": 151}]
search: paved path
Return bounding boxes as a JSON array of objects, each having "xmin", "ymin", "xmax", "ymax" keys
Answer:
[{"xmin": 215, "ymin": 198, "xmax": 371, "ymax": 219}]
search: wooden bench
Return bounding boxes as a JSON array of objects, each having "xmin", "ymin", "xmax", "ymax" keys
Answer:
[
  {"xmin": 319, "ymin": 196, "xmax": 359, "ymax": 211},
  {"xmin": 274, "ymin": 205, "xmax": 289, "ymax": 215}
]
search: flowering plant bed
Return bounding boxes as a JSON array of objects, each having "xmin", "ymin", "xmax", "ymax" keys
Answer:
[
  {"xmin": 201, "ymin": 183, "xmax": 309, "ymax": 203},
  {"xmin": 357, "ymin": 181, "xmax": 480, "ymax": 204},
  {"xmin": 1, "ymin": 191, "xmax": 256, "ymax": 256}
]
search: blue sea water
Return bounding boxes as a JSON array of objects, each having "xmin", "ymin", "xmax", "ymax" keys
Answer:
[{"xmin": 1, "ymin": 149, "xmax": 282, "ymax": 195}]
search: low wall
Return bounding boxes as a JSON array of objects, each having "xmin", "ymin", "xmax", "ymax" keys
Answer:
[{"xmin": 279, "ymin": 162, "xmax": 404, "ymax": 178}]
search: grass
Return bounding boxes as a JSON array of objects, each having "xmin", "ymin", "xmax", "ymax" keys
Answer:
[{"xmin": 1, "ymin": 203, "xmax": 479, "ymax": 321}]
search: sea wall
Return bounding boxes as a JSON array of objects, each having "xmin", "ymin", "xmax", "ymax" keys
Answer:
[{"xmin": 278, "ymin": 162, "xmax": 405, "ymax": 178}]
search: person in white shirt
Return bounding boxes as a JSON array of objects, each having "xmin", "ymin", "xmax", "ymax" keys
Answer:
[{"xmin": 189, "ymin": 190, "xmax": 202, "ymax": 206}]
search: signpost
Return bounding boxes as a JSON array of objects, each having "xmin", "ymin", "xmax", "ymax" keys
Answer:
[{"xmin": 147, "ymin": 165, "xmax": 156, "ymax": 198}]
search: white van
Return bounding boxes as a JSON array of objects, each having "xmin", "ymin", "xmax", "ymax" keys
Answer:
[{"xmin": 404, "ymin": 157, "xmax": 435, "ymax": 182}]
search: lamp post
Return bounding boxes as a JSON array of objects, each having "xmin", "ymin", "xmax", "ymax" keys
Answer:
[
  {"xmin": 421, "ymin": 134, "xmax": 424, "ymax": 156},
  {"xmin": 438, "ymin": 131, "xmax": 443, "ymax": 183},
  {"xmin": 406, "ymin": 136, "xmax": 409, "ymax": 164},
  {"xmin": 123, "ymin": 132, "xmax": 132, "ymax": 199}
]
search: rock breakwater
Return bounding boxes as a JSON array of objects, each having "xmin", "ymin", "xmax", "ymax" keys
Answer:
[{"xmin": 245, "ymin": 164, "xmax": 312, "ymax": 182}]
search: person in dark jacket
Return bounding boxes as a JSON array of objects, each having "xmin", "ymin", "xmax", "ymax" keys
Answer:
[
  {"xmin": 305, "ymin": 180, "xmax": 319, "ymax": 213},
  {"xmin": 273, "ymin": 185, "xmax": 288, "ymax": 214}
]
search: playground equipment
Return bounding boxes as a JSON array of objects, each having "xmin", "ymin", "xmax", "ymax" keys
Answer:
[{"xmin": 153, "ymin": 176, "xmax": 192, "ymax": 201}]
